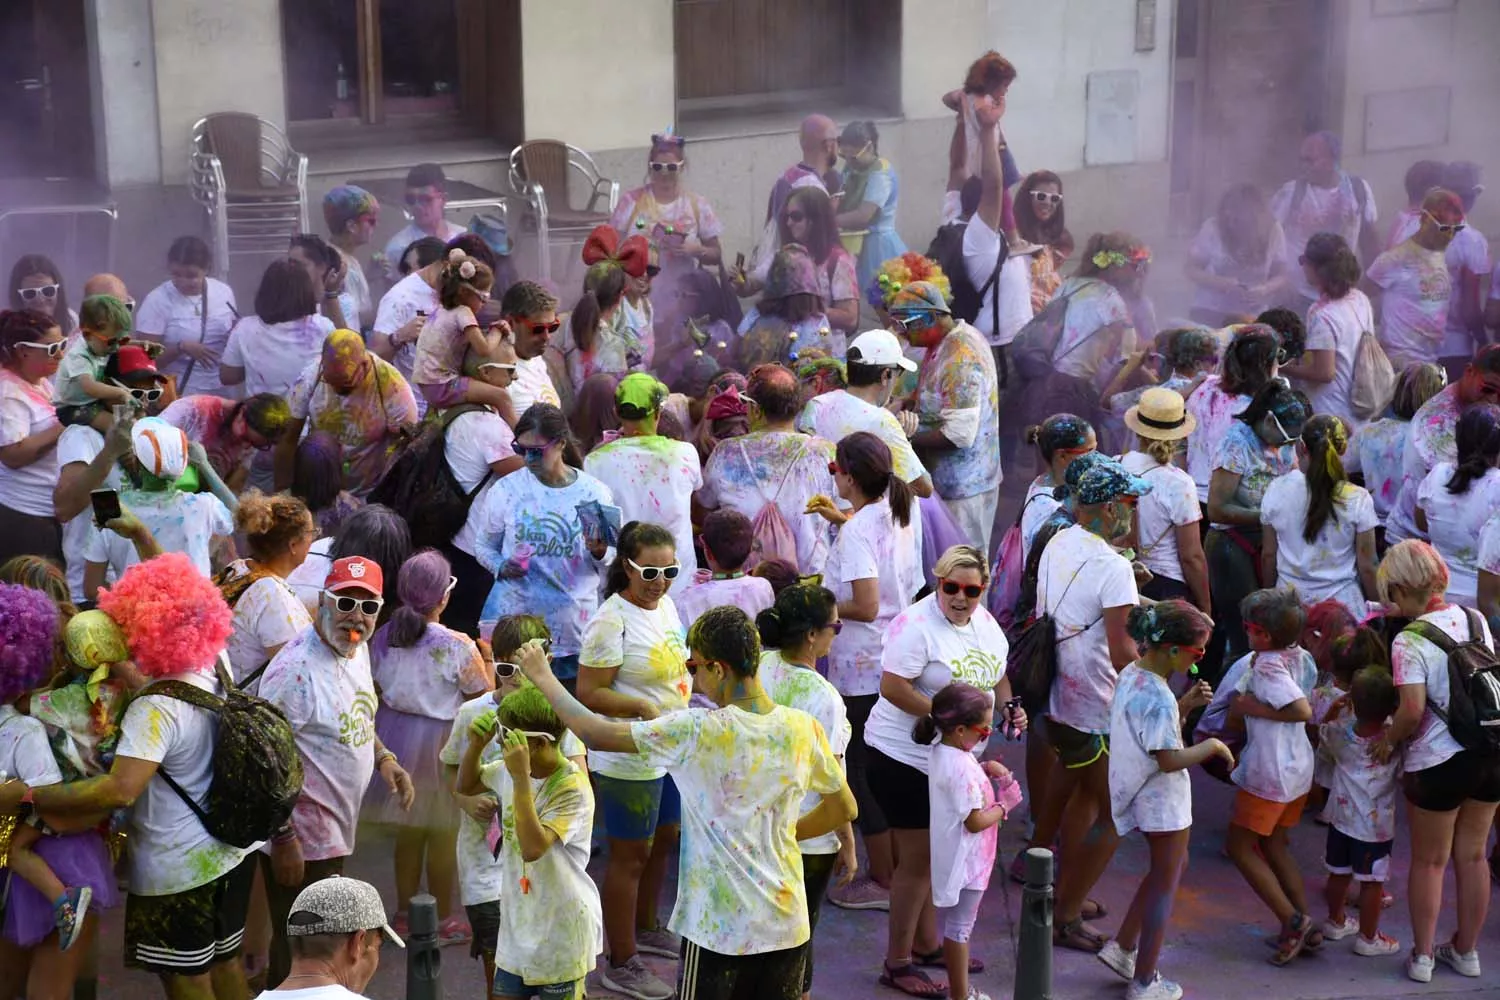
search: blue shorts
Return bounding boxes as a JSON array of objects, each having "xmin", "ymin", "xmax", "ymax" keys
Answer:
[
  {"xmin": 492, "ymin": 966, "xmax": 583, "ymax": 999},
  {"xmin": 594, "ymin": 773, "xmax": 681, "ymax": 841},
  {"xmin": 1325, "ymin": 826, "xmax": 1393, "ymax": 883}
]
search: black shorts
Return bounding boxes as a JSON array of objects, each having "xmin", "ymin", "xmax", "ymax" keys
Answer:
[
  {"xmin": 1325, "ymin": 827, "xmax": 1393, "ymax": 883},
  {"xmin": 1047, "ymin": 718, "xmax": 1110, "ymax": 769},
  {"xmin": 1402, "ymin": 749, "xmax": 1500, "ymax": 812},
  {"xmin": 866, "ymin": 746, "xmax": 931, "ymax": 830},
  {"xmin": 466, "ymin": 899, "xmax": 500, "ymax": 960},
  {"xmin": 124, "ymin": 854, "xmax": 257, "ymax": 977},
  {"xmin": 677, "ymin": 937, "xmax": 806, "ymax": 1000},
  {"xmin": 801, "ymin": 852, "xmax": 838, "ymax": 992}
]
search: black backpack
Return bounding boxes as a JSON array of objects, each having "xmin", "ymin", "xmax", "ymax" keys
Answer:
[
  {"xmin": 147, "ymin": 655, "xmax": 305, "ymax": 848},
  {"xmin": 926, "ymin": 219, "xmax": 1006, "ymax": 328},
  {"xmin": 1403, "ymin": 608, "xmax": 1500, "ymax": 757},
  {"xmin": 369, "ymin": 403, "xmax": 494, "ymax": 551}
]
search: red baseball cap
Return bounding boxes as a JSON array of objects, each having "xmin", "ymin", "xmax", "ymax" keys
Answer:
[
  {"xmin": 324, "ymin": 556, "xmax": 383, "ymax": 596},
  {"xmin": 114, "ymin": 345, "xmax": 162, "ymax": 381}
]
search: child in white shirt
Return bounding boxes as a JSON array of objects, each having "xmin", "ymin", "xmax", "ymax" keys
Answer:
[
  {"xmin": 922, "ymin": 682, "xmax": 1017, "ymax": 1000},
  {"xmin": 1101, "ymin": 601, "xmax": 1231, "ymax": 1000},
  {"xmin": 410, "ymin": 250, "xmax": 515, "ymax": 420},
  {"xmin": 1225, "ymin": 588, "xmax": 1318, "ymax": 966},
  {"xmin": 673, "ymin": 509, "xmax": 775, "ymax": 631},
  {"xmin": 1319, "ymin": 666, "xmax": 1402, "ymax": 956}
]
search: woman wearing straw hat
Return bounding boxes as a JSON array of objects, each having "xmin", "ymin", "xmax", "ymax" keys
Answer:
[{"xmin": 1121, "ymin": 387, "xmax": 1210, "ymax": 611}]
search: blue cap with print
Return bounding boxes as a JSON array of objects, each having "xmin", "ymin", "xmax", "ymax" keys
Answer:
[{"xmin": 1074, "ymin": 459, "xmax": 1153, "ymax": 506}]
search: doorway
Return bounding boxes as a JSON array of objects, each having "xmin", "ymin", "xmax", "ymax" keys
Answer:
[{"xmin": 0, "ymin": 0, "xmax": 95, "ymax": 179}]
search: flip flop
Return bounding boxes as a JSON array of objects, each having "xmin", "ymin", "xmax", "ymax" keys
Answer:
[
  {"xmin": 1054, "ymin": 918, "xmax": 1106, "ymax": 953},
  {"xmin": 879, "ymin": 962, "xmax": 947, "ymax": 998},
  {"xmin": 915, "ymin": 948, "xmax": 984, "ymax": 973},
  {"xmin": 1082, "ymin": 898, "xmax": 1107, "ymax": 920}
]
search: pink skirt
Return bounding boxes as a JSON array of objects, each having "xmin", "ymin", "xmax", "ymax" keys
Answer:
[
  {"xmin": 364, "ymin": 706, "xmax": 457, "ymax": 830},
  {"xmin": 417, "ymin": 377, "xmax": 470, "ymax": 409},
  {"xmin": 3, "ymin": 830, "xmax": 118, "ymax": 948}
]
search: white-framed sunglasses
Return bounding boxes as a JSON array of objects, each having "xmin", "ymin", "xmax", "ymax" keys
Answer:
[
  {"xmin": 16, "ymin": 284, "xmax": 59, "ymax": 302},
  {"xmin": 478, "ymin": 362, "xmax": 516, "ymax": 375},
  {"xmin": 627, "ymin": 558, "xmax": 681, "ymax": 582},
  {"xmin": 15, "ymin": 339, "xmax": 65, "ymax": 358},
  {"xmin": 115, "ymin": 382, "xmax": 164, "ymax": 403},
  {"xmin": 323, "ymin": 590, "xmax": 384, "ymax": 616},
  {"xmin": 501, "ymin": 723, "xmax": 556, "ymax": 743}
]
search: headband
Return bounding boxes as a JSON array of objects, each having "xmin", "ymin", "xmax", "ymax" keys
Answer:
[
  {"xmin": 1091, "ymin": 246, "xmax": 1152, "ymax": 271},
  {"xmin": 582, "ymin": 226, "xmax": 650, "ymax": 279}
]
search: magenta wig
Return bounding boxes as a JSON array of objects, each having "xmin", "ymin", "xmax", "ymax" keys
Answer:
[
  {"xmin": 96, "ymin": 553, "xmax": 233, "ymax": 677},
  {"xmin": 0, "ymin": 583, "xmax": 61, "ymax": 704}
]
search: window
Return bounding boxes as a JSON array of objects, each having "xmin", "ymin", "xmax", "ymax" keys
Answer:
[{"xmin": 674, "ymin": 0, "xmax": 900, "ymax": 117}]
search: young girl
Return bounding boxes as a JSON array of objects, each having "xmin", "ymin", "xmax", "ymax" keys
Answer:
[
  {"xmin": 1100, "ymin": 601, "xmax": 1229, "ymax": 1000},
  {"xmin": 1308, "ymin": 622, "xmax": 1379, "ymax": 816},
  {"xmin": 919, "ymin": 682, "xmax": 1018, "ymax": 1000},
  {"xmin": 410, "ymin": 249, "xmax": 514, "ymax": 418},
  {"xmin": 1225, "ymin": 587, "xmax": 1319, "ymax": 966}
]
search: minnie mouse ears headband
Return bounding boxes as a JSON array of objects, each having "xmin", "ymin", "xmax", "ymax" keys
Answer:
[
  {"xmin": 651, "ymin": 125, "xmax": 686, "ymax": 149},
  {"xmin": 447, "ymin": 248, "xmax": 478, "ymax": 280},
  {"xmin": 582, "ymin": 225, "xmax": 651, "ymax": 279}
]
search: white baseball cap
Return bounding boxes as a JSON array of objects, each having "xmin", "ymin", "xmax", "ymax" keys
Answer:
[
  {"xmin": 131, "ymin": 417, "xmax": 189, "ymax": 480},
  {"xmin": 847, "ymin": 329, "xmax": 918, "ymax": 372}
]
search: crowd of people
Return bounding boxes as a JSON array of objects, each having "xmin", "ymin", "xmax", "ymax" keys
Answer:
[{"xmin": 0, "ymin": 46, "xmax": 1499, "ymax": 1000}]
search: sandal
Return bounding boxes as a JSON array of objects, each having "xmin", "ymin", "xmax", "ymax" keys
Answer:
[
  {"xmin": 1082, "ymin": 898, "xmax": 1107, "ymax": 920},
  {"xmin": 1054, "ymin": 918, "xmax": 1105, "ymax": 953},
  {"xmin": 879, "ymin": 961, "xmax": 947, "ymax": 998},
  {"xmin": 1270, "ymin": 914, "xmax": 1316, "ymax": 966},
  {"xmin": 915, "ymin": 948, "xmax": 984, "ymax": 973}
]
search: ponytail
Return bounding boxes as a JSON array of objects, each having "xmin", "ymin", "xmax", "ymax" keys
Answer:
[
  {"xmin": 1301, "ymin": 414, "xmax": 1349, "ymax": 542},
  {"xmin": 571, "ymin": 290, "xmax": 602, "ymax": 354},
  {"xmin": 835, "ymin": 431, "xmax": 912, "ymax": 526},
  {"xmin": 912, "ymin": 713, "xmax": 940, "ymax": 745},
  {"xmin": 910, "ymin": 682, "xmax": 992, "ymax": 745},
  {"xmin": 572, "ymin": 262, "xmax": 629, "ymax": 354},
  {"xmin": 384, "ymin": 605, "xmax": 429, "ymax": 650},
  {"xmin": 384, "ymin": 549, "xmax": 452, "ymax": 649},
  {"xmin": 887, "ymin": 472, "xmax": 913, "ymax": 528}
]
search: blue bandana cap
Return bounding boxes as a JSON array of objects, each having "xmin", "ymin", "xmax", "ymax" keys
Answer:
[
  {"xmin": 1074, "ymin": 459, "xmax": 1153, "ymax": 506},
  {"xmin": 1053, "ymin": 451, "xmax": 1109, "ymax": 501}
]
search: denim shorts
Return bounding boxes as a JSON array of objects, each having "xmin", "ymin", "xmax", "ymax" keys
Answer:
[
  {"xmin": 492, "ymin": 965, "xmax": 583, "ymax": 999},
  {"xmin": 594, "ymin": 773, "xmax": 681, "ymax": 841}
]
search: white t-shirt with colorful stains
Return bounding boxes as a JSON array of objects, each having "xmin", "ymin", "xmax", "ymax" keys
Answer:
[
  {"xmin": 631, "ymin": 704, "xmax": 844, "ymax": 955},
  {"xmin": 583, "ymin": 436, "xmax": 703, "ymax": 597},
  {"xmin": 580, "ymin": 593, "xmax": 690, "ymax": 781},
  {"xmin": 1109, "ymin": 664, "xmax": 1191, "ymax": 836},
  {"xmin": 759, "ymin": 650, "xmax": 851, "ymax": 855}
]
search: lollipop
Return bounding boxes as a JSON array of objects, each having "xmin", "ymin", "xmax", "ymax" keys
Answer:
[{"xmin": 64, "ymin": 610, "xmax": 129, "ymax": 671}]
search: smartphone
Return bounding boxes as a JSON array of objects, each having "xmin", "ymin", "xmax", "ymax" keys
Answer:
[
  {"xmin": 734, "ymin": 252, "xmax": 745, "ymax": 271},
  {"xmin": 90, "ymin": 489, "xmax": 121, "ymax": 528}
]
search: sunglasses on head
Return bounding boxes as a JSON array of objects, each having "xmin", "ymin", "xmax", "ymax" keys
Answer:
[
  {"xmin": 627, "ymin": 558, "xmax": 681, "ymax": 582},
  {"xmin": 1423, "ymin": 210, "xmax": 1466, "ymax": 236},
  {"xmin": 1029, "ymin": 191, "xmax": 1063, "ymax": 206},
  {"xmin": 500, "ymin": 723, "xmax": 556, "ymax": 743},
  {"xmin": 649, "ymin": 161, "xmax": 684, "ymax": 173},
  {"xmin": 16, "ymin": 284, "xmax": 59, "ymax": 302},
  {"xmin": 15, "ymin": 339, "xmax": 65, "ymax": 357},
  {"xmin": 940, "ymin": 579, "xmax": 984, "ymax": 599},
  {"xmin": 325, "ymin": 592, "xmax": 383, "ymax": 616}
]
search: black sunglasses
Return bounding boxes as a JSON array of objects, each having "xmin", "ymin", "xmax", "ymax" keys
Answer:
[
  {"xmin": 940, "ymin": 580, "xmax": 984, "ymax": 599},
  {"xmin": 645, "ymin": 265, "xmax": 661, "ymax": 278}
]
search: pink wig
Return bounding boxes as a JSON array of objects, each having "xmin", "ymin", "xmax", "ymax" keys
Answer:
[
  {"xmin": 0, "ymin": 583, "xmax": 60, "ymax": 704},
  {"xmin": 96, "ymin": 553, "xmax": 232, "ymax": 678}
]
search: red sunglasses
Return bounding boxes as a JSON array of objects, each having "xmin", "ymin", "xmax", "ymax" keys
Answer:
[{"xmin": 828, "ymin": 461, "xmax": 841, "ymax": 476}]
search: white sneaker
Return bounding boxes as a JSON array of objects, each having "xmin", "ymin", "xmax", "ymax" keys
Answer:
[
  {"xmin": 1126, "ymin": 972, "xmax": 1184, "ymax": 1000},
  {"xmin": 1406, "ymin": 951, "xmax": 1434, "ymax": 983},
  {"xmin": 1436, "ymin": 941, "xmax": 1481, "ymax": 977},
  {"xmin": 1097, "ymin": 939, "xmax": 1137, "ymax": 981},
  {"xmin": 1320, "ymin": 915, "xmax": 1359, "ymax": 941},
  {"xmin": 1353, "ymin": 933, "xmax": 1401, "ymax": 957},
  {"xmin": 964, "ymin": 987, "xmax": 992, "ymax": 1000}
]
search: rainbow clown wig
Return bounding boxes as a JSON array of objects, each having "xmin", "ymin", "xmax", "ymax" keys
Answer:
[
  {"xmin": 866, "ymin": 252, "xmax": 952, "ymax": 311},
  {"xmin": 0, "ymin": 583, "xmax": 61, "ymax": 705},
  {"xmin": 96, "ymin": 553, "xmax": 233, "ymax": 678}
]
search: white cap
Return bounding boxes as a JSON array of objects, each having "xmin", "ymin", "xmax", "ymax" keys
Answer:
[
  {"xmin": 846, "ymin": 329, "xmax": 918, "ymax": 372},
  {"xmin": 131, "ymin": 417, "xmax": 189, "ymax": 480},
  {"xmin": 287, "ymin": 876, "xmax": 405, "ymax": 948}
]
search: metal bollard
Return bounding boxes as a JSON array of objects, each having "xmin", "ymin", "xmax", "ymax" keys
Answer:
[
  {"xmin": 1013, "ymin": 847, "xmax": 1054, "ymax": 1000},
  {"xmin": 406, "ymin": 893, "xmax": 443, "ymax": 1000}
]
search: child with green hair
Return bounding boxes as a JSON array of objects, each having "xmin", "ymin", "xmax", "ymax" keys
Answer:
[{"xmin": 55, "ymin": 294, "xmax": 140, "ymax": 428}]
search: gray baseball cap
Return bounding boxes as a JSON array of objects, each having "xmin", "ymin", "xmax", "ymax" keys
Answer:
[{"xmin": 286, "ymin": 876, "xmax": 405, "ymax": 948}]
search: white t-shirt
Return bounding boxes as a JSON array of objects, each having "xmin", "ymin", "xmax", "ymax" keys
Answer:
[
  {"xmin": 1231, "ymin": 649, "xmax": 1315, "ymax": 803},
  {"xmin": 1301, "ymin": 290, "xmax": 1371, "ymax": 423},
  {"xmin": 824, "ymin": 498, "xmax": 923, "ymax": 697},
  {"xmin": 134, "ymin": 278, "xmax": 239, "ymax": 397},
  {"xmin": 372, "ymin": 271, "xmax": 440, "ymax": 386},
  {"xmin": 371, "ymin": 622, "xmax": 491, "ymax": 719},
  {"xmin": 1038, "ymin": 525, "xmax": 1139, "ymax": 734},
  {"xmin": 579, "ymin": 593, "xmax": 690, "ymax": 781},
  {"xmin": 1392, "ymin": 605, "xmax": 1492, "ymax": 772},
  {"xmin": 1389, "ymin": 213, "xmax": 1492, "ymax": 359},
  {"xmin": 380, "ymin": 221, "xmax": 467, "ymax": 281},
  {"xmin": 1051, "ymin": 278, "xmax": 1135, "ymax": 388},
  {"xmin": 1367, "ymin": 241, "xmax": 1451, "ymax": 367},
  {"xmin": 481, "ymin": 757, "xmax": 602, "ymax": 985},
  {"xmin": 509, "ymin": 355, "xmax": 561, "ymax": 417},
  {"xmin": 797, "ymin": 390, "xmax": 929, "ymax": 488},
  {"xmin": 631, "ymin": 705, "xmax": 843, "ymax": 955},
  {"xmin": 1417, "ymin": 463, "xmax": 1500, "ymax": 605},
  {"xmin": 863, "ymin": 594, "xmax": 1009, "ymax": 770},
  {"xmin": 56, "ymin": 424, "xmax": 117, "ymax": 601},
  {"xmin": 698, "ymin": 430, "xmax": 839, "ymax": 575},
  {"xmin": 253, "ymin": 986, "xmax": 367, "ymax": 1000},
  {"xmin": 223, "ymin": 567, "xmax": 313, "ymax": 694},
  {"xmin": 1120, "ymin": 451, "xmax": 1200, "ymax": 585},
  {"xmin": 1260, "ymin": 471, "xmax": 1377, "ymax": 618},
  {"xmin": 114, "ymin": 669, "xmax": 258, "ymax": 894},
  {"xmin": 583, "ymin": 436, "xmax": 703, "ymax": 597},
  {"xmin": 1344, "ymin": 417, "xmax": 1409, "ymax": 522},
  {"xmin": 1320, "ymin": 718, "xmax": 1399, "ymax": 844},
  {"xmin": 1270, "ymin": 174, "xmax": 1379, "ymax": 301},
  {"xmin": 1480, "ymin": 513, "xmax": 1500, "ymax": 584},
  {"xmin": 1019, "ymin": 477, "xmax": 1063, "ymax": 563},
  {"xmin": 674, "ymin": 575, "xmax": 775, "ymax": 633},
  {"xmin": 1109, "ymin": 664, "xmax": 1191, "ymax": 836},
  {"xmin": 0, "ymin": 704, "xmax": 62, "ymax": 788},
  {"xmin": 84, "ymin": 488, "xmax": 234, "ymax": 581},
  {"xmin": 220, "ymin": 314, "xmax": 336, "ymax": 398},
  {"xmin": 287, "ymin": 536, "xmax": 334, "ymax": 616},
  {"xmin": 1187, "ymin": 215, "xmax": 1291, "ymax": 318},
  {"xmin": 1185, "ymin": 377, "xmax": 1253, "ymax": 502},
  {"xmin": 0, "ymin": 368, "xmax": 59, "ymax": 517},
  {"xmin": 258, "ymin": 627, "xmax": 377, "ymax": 861},
  {"xmin": 928, "ymin": 742, "xmax": 997, "ymax": 907},
  {"xmin": 443, "ymin": 408, "xmax": 516, "ymax": 555},
  {"xmin": 759, "ymin": 650, "xmax": 851, "ymax": 855},
  {"xmin": 962, "ymin": 214, "xmax": 1034, "ymax": 345}
]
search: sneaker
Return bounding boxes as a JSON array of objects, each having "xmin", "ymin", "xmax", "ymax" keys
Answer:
[
  {"xmin": 1353, "ymin": 933, "xmax": 1401, "ymax": 957},
  {"xmin": 636, "ymin": 926, "xmax": 681, "ymax": 959},
  {"xmin": 964, "ymin": 987, "xmax": 992, "ymax": 1000},
  {"xmin": 1321, "ymin": 915, "xmax": 1359, "ymax": 941},
  {"xmin": 1406, "ymin": 951, "xmax": 1434, "ymax": 983},
  {"xmin": 598, "ymin": 955, "xmax": 674, "ymax": 1000},
  {"xmin": 53, "ymin": 886, "xmax": 92, "ymax": 953},
  {"xmin": 436, "ymin": 916, "xmax": 471, "ymax": 948},
  {"xmin": 1126, "ymin": 971, "xmax": 1184, "ymax": 1000},
  {"xmin": 827, "ymin": 875, "xmax": 889, "ymax": 911},
  {"xmin": 1436, "ymin": 941, "xmax": 1481, "ymax": 977},
  {"xmin": 1097, "ymin": 939, "xmax": 1137, "ymax": 981}
]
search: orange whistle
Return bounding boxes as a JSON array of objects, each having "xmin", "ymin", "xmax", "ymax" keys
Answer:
[{"xmin": 348, "ymin": 629, "xmax": 363, "ymax": 644}]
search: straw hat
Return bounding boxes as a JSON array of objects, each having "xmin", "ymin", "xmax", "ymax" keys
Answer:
[{"xmin": 1124, "ymin": 387, "xmax": 1196, "ymax": 441}]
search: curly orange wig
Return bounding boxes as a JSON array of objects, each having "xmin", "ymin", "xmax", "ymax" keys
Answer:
[{"xmin": 96, "ymin": 553, "xmax": 233, "ymax": 678}]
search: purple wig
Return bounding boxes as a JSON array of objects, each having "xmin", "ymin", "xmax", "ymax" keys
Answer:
[
  {"xmin": 378, "ymin": 549, "xmax": 452, "ymax": 651},
  {"xmin": 0, "ymin": 583, "xmax": 61, "ymax": 704}
]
